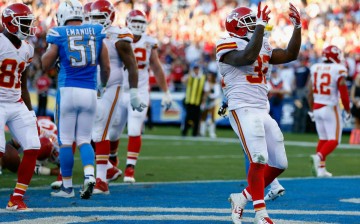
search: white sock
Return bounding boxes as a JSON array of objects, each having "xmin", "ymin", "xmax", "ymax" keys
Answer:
[
  {"xmin": 96, "ymin": 164, "xmax": 107, "ymax": 181},
  {"xmin": 84, "ymin": 165, "xmax": 94, "ymax": 177},
  {"xmin": 63, "ymin": 177, "xmax": 73, "ymax": 188},
  {"xmin": 106, "ymin": 160, "xmax": 113, "ymax": 169}
]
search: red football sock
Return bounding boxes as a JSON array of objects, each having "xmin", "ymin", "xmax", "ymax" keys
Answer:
[
  {"xmin": 264, "ymin": 165, "xmax": 284, "ymax": 187},
  {"xmin": 316, "ymin": 140, "xmax": 327, "ymax": 154},
  {"xmin": 95, "ymin": 140, "xmax": 110, "ymax": 165},
  {"xmin": 319, "ymin": 140, "xmax": 338, "ymax": 161},
  {"xmin": 13, "ymin": 149, "xmax": 38, "ymax": 197},
  {"xmin": 126, "ymin": 136, "xmax": 141, "ymax": 166},
  {"xmin": 246, "ymin": 163, "xmax": 266, "ymax": 211},
  {"xmin": 110, "ymin": 140, "xmax": 119, "ymax": 155}
]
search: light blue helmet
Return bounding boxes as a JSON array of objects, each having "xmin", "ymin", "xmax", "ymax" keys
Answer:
[{"xmin": 57, "ymin": 0, "xmax": 83, "ymax": 26}]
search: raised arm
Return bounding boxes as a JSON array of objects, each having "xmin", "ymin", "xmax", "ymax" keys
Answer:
[{"xmin": 270, "ymin": 3, "xmax": 301, "ymax": 65}]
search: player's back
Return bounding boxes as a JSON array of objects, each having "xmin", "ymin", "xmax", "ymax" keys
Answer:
[
  {"xmin": 122, "ymin": 34, "xmax": 158, "ymax": 91},
  {"xmin": 46, "ymin": 23, "xmax": 105, "ymax": 90},
  {"xmin": 310, "ymin": 62, "xmax": 347, "ymax": 106},
  {"xmin": 0, "ymin": 34, "xmax": 34, "ymax": 102},
  {"xmin": 216, "ymin": 37, "xmax": 273, "ymax": 110},
  {"xmin": 103, "ymin": 26, "xmax": 133, "ymax": 87}
]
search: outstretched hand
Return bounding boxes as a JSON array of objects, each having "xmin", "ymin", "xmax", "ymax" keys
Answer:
[
  {"xmin": 256, "ymin": 2, "xmax": 271, "ymax": 27},
  {"xmin": 289, "ymin": 3, "xmax": 301, "ymax": 29}
]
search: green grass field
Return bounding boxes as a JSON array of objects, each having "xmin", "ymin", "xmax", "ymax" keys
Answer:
[{"xmin": 1, "ymin": 126, "xmax": 359, "ymax": 189}]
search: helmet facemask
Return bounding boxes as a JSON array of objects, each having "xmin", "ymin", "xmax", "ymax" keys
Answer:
[
  {"xmin": 238, "ymin": 13, "xmax": 256, "ymax": 39},
  {"xmin": 90, "ymin": 11, "xmax": 113, "ymax": 29},
  {"xmin": 127, "ymin": 18, "xmax": 147, "ymax": 36},
  {"xmin": 12, "ymin": 15, "xmax": 36, "ymax": 40}
]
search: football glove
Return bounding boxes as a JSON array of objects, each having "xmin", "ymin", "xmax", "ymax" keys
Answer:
[
  {"xmin": 161, "ymin": 90, "xmax": 172, "ymax": 111},
  {"xmin": 130, "ymin": 88, "xmax": 147, "ymax": 112},
  {"xmin": 289, "ymin": 3, "xmax": 301, "ymax": 29},
  {"xmin": 97, "ymin": 83, "xmax": 106, "ymax": 98},
  {"xmin": 344, "ymin": 111, "xmax": 352, "ymax": 123},
  {"xmin": 218, "ymin": 101, "xmax": 228, "ymax": 118},
  {"xmin": 256, "ymin": 2, "xmax": 271, "ymax": 27}
]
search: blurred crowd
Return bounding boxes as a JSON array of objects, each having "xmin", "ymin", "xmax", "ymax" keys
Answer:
[{"xmin": 0, "ymin": 0, "xmax": 359, "ymax": 133}]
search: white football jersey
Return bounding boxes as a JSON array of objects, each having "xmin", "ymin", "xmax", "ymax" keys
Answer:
[
  {"xmin": 0, "ymin": 34, "xmax": 34, "ymax": 102},
  {"xmin": 122, "ymin": 34, "xmax": 158, "ymax": 92},
  {"xmin": 101, "ymin": 26, "xmax": 133, "ymax": 88},
  {"xmin": 310, "ymin": 62, "xmax": 347, "ymax": 106},
  {"xmin": 216, "ymin": 37, "xmax": 273, "ymax": 110},
  {"xmin": 37, "ymin": 118, "xmax": 59, "ymax": 150}
]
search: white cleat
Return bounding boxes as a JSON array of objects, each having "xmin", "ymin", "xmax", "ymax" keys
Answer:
[
  {"xmin": 123, "ymin": 176, "xmax": 136, "ymax": 183},
  {"xmin": 123, "ymin": 166, "xmax": 136, "ymax": 183},
  {"xmin": 228, "ymin": 193, "xmax": 248, "ymax": 224},
  {"xmin": 264, "ymin": 186, "xmax": 285, "ymax": 201},
  {"xmin": 80, "ymin": 175, "xmax": 96, "ymax": 199},
  {"xmin": 310, "ymin": 154, "xmax": 320, "ymax": 177},
  {"xmin": 254, "ymin": 210, "xmax": 274, "ymax": 224},
  {"xmin": 317, "ymin": 168, "xmax": 333, "ymax": 178},
  {"xmin": 50, "ymin": 180, "xmax": 62, "ymax": 190},
  {"xmin": 51, "ymin": 185, "xmax": 75, "ymax": 198}
]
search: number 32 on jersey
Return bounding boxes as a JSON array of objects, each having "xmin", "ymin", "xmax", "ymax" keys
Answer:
[{"xmin": 246, "ymin": 55, "xmax": 270, "ymax": 84}]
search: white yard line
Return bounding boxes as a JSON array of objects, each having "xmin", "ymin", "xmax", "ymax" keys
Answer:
[
  {"xmin": 2, "ymin": 214, "xmax": 334, "ymax": 224},
  {"xmin": 138, "ymin": 134, "xmax": 360, "ymax": 150}
]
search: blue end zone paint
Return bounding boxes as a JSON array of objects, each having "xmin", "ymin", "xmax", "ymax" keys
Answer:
[{"xmin": 0, "ymin": 177, "xmax": 359, "ymax": 223}]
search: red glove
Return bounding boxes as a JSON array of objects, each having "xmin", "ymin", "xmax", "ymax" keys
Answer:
[
  {"xmin": 289, "ymin": 3, "xmax": 301, "ymax": 29},
  {"xmin": 256, "ymin": 2, "xmax": 271, "ymax": 27}
]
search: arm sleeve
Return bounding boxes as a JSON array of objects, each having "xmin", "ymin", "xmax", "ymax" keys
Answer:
[
  {"xmin": 46, "ymin": 28, "xmax": 60, "ymax": 45},
  {"xmin": 337, "ymin": 76, "xmax": 350, "ymax": 111}
]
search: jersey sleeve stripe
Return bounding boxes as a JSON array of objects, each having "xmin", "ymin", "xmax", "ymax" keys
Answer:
[
  {"xmin": 117, "ymin": 33, "xmax": 134, "ymax": 39},
  {"xmin": 216, "ymin": 43, "xmax": 237, "ymax": 53}
]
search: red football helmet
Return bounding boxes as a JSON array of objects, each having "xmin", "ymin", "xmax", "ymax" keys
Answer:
[
  {"xmin": 90, "ymin": 0, "xmax": 115, "ymax": 29},
  {"xmin": 1, "ymin": 3, "xmax": 36, "ymax": 40},
  {"xmin": 322, "ymin": 45, "xmax": 342, "ymax": 64},
  {"xmin": 38, "ymin": 137, "xmax": 54, "ymax": 161},
  {"xmin": 84, "ymin": 2, "xmax": 93, "ymax": 22},
  {"xmin": 225, "ymin": 7, "xmax": 256, "ymax": 39},
  {"xmin": 126, "ymin": 10, "xmax": 147, "ymax": 36}
]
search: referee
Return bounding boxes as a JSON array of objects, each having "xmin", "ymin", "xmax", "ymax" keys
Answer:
[{"xmin": 181, "ymin": 63, "xmax": 206, "ymax": 137}]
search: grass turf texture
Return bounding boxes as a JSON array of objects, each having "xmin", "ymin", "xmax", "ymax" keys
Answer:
[{"xmin": 0, "ymin": 126, "xmax": 359, "ymax": 189}]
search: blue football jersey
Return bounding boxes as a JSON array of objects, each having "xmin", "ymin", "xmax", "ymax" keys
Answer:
[{"xmin": 46, "ymin": 24, "xmax": 106, "ymax": 89}]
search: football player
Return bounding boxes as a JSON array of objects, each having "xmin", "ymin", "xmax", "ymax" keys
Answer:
[
  {"xmin": 216, "ymin": 2, "xmax": 301, "ymax": 223},
  {"xmin": 83, "ymin": 1, "xmax": 92, "ymax": 23},
  {"xmin": 89, "ymin": 0, "xmax": 146, "ymax": 194},
  {"xmin": 41, "ymin": 0, "xmax": 110, "ymax": 199},
  {"xmin": 107, "ymin": 9, "xmax": 173, "ymax": 183},
  {"xmin": 0, "ymin": 3, "xmax": 41, "ymax": 211},
  {"xmin": 308, "ymin": 45, "xmax": 350, "ymax": 177},
  {"xmin": 5, "ymin": 118, "xmax": 60, "ymax": 176}
]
